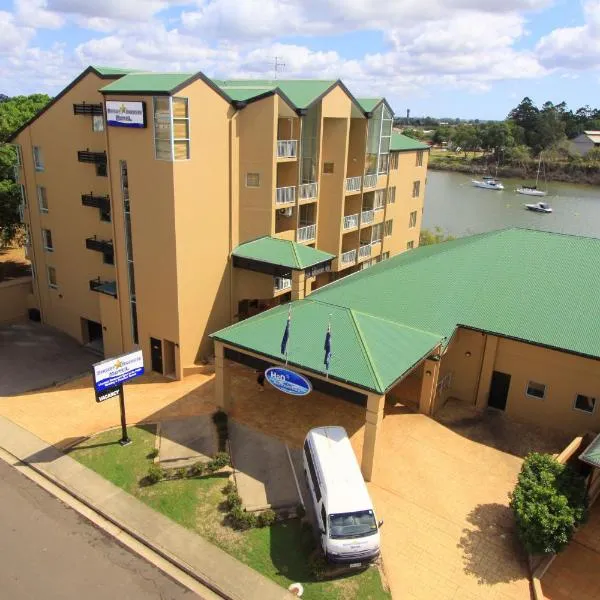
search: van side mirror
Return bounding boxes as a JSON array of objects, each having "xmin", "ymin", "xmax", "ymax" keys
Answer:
[{"xmin": 378, "ymin": 520, "xmax": 384, "ymax": 528}]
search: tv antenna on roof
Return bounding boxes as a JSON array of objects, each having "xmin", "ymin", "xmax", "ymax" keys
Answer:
[{"xmin": 274, "ymin": 56, "xmax": 286, "ymax": 80}]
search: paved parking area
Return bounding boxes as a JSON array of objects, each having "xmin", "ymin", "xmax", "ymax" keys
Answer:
[{"xmin": 0, "ymin": 323, "xmax": 98, "ymax": 396}]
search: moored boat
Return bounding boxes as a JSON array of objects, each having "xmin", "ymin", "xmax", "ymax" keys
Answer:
[
  {"xmin": 517, "ymin": 154, "xmax": 547, "ymax": 196},
  {"xmin": 472, "ymin": 178, "xmax": 504, "ymax": 190},
  {"xmin": 525, "ymin": 201, "xmax": 552, "ymax": 213}
]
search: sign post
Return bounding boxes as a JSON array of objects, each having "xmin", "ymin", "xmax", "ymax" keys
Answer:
[{"xmin": 92, "ymin": 350, "xmax": 144, "ymax": 446}]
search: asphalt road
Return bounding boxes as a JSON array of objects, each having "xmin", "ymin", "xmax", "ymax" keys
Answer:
[{"xmin": 0, "ymin": 459, "xmax": 197, "ymax": 599}]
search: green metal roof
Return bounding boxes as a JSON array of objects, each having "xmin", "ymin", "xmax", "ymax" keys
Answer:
[
  {"xmin": 390, "ymin": 132, "xmax": 430, "ymax": 152},
  {"xmin": 357, "ymin": 98, "xmax": 383, "ymax": 112},
  {"xmin": 580, "ymin": 434, "xmax": 600, "ymax": 469},
  {"xmin": 101, "ymin": 73, "xmax": 195, "ymax": 94},
  {"xmin": 92, "ymin": 66, "xmax": 140, "ymax": 76},
  {"xmin": 232, "ymin": 236, "xmax": 334, "ymax": 270},
  {"xmin": 213, "ymin": 229, "xmax": 600, "ymax": 393},
  {"xmin": 213, "ymin": 79, "xmax": 337, "ymax": 109}
]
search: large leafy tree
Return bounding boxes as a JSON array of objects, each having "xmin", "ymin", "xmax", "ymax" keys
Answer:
[{"xmin": 0, "ymin": 93, "xmax": 51, "ymax": 245}]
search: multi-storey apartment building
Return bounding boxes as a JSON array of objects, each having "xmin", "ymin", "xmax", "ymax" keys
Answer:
[{"xmin": 9, "ymin": 66, "xmax": 429, "ymax": 379}]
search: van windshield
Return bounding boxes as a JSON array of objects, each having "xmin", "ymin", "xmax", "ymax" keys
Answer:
[{"xmin": 329, "ymin": 510, "xmax": 377, "ymax": 539}]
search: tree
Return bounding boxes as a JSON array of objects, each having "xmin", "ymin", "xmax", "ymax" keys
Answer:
[
  {"xmin": 450, "ymin": 124, "xmax": 480, "ymax": 156},
  {"xmin": 0, "ymin": 94, "xmax": 51, "ymax": 142},
  {"xmin": 510, "ymin": 453, "xmax": 587, "ymax": 555},
  {"xmin": 480, "ymin": 122, "xmax": 515, "ymax": 160},
  {"xmin": 419, "ymin": 226, "xmax": 455, "ymax": 246}
]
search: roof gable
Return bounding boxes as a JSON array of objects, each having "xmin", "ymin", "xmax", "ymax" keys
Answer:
[{"xmin": 390, "ymin": 132, "xmax": 430, "ymax": 152}]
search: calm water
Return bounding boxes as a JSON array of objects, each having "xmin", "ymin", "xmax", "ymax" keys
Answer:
[{"xmin": 423, "ymin": 170, "xmax": 600, "ymax": 239}]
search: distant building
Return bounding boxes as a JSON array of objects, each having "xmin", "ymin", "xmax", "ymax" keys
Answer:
[{"xmin": 570, "ymin": 131, "xmax": 600, "ymax": 156}]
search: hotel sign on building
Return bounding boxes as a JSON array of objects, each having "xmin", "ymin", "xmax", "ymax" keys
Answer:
[{"xmin": 106, "ymin": 101, "xmax": 147, "ymax": 128}]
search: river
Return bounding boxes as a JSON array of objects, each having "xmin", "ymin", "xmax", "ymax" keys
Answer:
[{"xmin": 423, "ymin": 170, "xmax": 600, "ymax": 239}]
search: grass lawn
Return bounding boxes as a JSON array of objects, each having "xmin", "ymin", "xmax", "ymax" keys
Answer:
[{"xmin": 70, "ymin": 425, "xmax": 390, "ymax": 600}]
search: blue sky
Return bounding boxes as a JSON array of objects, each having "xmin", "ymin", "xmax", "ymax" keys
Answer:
[{"xmin": 1, "ymin": 0, "xmax": 599, "ymax": 119}]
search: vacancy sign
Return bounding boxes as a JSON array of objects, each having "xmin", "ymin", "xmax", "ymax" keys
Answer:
[
  {"xmin": 106, "ymin": 101, "xmax": 146, "ymax": 128},
  {"xmin": 93, "ymin": 350, "xmax": 144, "ymax": 401}
]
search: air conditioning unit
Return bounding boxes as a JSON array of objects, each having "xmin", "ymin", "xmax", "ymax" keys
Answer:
[{"xmin": 277, "ymin": 207, "xmax": 293, "ymax": 217}]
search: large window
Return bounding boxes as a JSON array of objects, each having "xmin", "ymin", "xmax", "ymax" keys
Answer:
[
  {"xmin": 371, "ymin": 223, "xmax": 383, "ymax": 243},
  {"xmin": 33, "ymin": 146, "xmax": 44, "ymax": 171},
  {"xmin": 300, "ymin": 105, "xmax": 319, "ymax": 184},
  {"xmin": 366, "ymin": 104, "xmax": 393, "ymax": 176},
  {"xmin": 153, "ymin": 96, "xmax": 190, "ymax": 161},
  {"xmin": 412, "ymin": 181, "xmax": 421, "ymax": 198},
  {"xmin": 390, "ymin": 152, "xmax": 399, "ymax": 170},
  {"xmin": 47, "ymin": 266, "xmax": 57, "ymax": 289},
  {"xmin": 387, "ymin": 186, "xmax": 396, "ymax": 204},
  {"xmin": 384, "ymin": 219, "xmax": 393, "ymax": 237},
  {"xmin": 574, "ymin": 394, "xmax": 596, "ymax": 414},
  {"xmin": 416, "ymin": 151, "xmax": 424, "ymax": 167},
  {"xmin": 409, "ymin": 211, "xmax": 417, "ymax": 228},
  {"xmin": 37, "ymin": 186, "xmax": 48, "ymax": 213},
  {"xmin": 374, "ymin": 190, "xmax": 386, "ymax": 210},
  {"xmin": 42, "ymin": 229, "xmax": 53, "ymax": 252}
]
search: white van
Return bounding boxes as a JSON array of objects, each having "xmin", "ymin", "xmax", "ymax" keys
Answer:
[{"xmin": 302, "ymin": 426, "xmax": 383, "ymax": 565}]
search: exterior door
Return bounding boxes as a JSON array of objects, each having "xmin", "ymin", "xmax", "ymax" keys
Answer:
[
  {"xmin": 150, "ymin": 337, "xmax": 163, "ymax": 374},
  {"xmin": 488, "ymin": 371, "xmax": 511, "ymax": 411}
]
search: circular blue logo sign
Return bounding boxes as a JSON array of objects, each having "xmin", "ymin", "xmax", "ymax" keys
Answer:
[{"xmin": 265, "ymin": 367, "xmax": 312, "ymax": 396}]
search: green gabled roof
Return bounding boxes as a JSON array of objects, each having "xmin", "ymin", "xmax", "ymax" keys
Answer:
[
  {"xmin": 92, "ymin": 66, "xmax": 140, "ymax": 76},
  {"xmin": 213, "ymin": 229, "xmax": 600, "ymax": 394},
  {"xmin": 580, "ymin": 434, "xmax": 600, "ymax": 468},
  {"xmin": 101, "ymin": 72, "xmax": 196, "ymax": 94},
  {"xmin": 357, "ymin": 98, "xmax": 383, "ymax": 112},
  {"xmin": 232, "ymin": 236, "xmax": 334, "ymax": 270},
  {"xmin": 213, "ymin": 79, "xmax": 337, "ymax": 109},
  {"xmin": 390, "ymin": 132, "xmax": 430, "ymax": 152}
]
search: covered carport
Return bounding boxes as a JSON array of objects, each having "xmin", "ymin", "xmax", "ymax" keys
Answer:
[{"xmin": 211, "ymin": 299, "xmax": 443, "ymax": 480}]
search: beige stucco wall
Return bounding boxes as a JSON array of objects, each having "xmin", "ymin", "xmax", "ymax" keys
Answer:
[
  {"xmin": 321, "ymin": 85, "xmax": 352, "ymax": 119},
  {"xmin": 15, "ymin": 71, "xmax": 114, "ymax": 343},
  {"xmin": 0, "ymin": 278, "xmax": 32, "ymax": 324},
  {"xmin": 233, "ymin": 269, "xmax": 275, "ymax": 310}
]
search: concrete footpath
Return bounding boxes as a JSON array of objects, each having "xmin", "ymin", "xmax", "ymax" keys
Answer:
[{"xmin": 0, "ymin": 416, "xmax": 291, "ymax": 600}]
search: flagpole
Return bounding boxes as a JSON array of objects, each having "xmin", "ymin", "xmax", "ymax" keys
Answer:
[
  {"xmin": 285, "ymin": 305, "xmax": 291, "ymax": 365},
  {"xmin": 324, "ymin": 314, "xmax": 332, "ymax": 379}
]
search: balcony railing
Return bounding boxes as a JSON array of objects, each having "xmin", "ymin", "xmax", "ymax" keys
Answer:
[
  {"xmin": 276, "ymin": 140, "xmax": 298, "ymax": 158},
  {"xmin": 358, "ymin": 244, "xmax": 372, "ymax": 259},
  {"xmin": 81, "ymin": 193, "xmax": 110, "ymax": 211},
  {"xmin": 343, "ymin": 214, "xmax": 359, "ymax": 230},
  {"xmin": 345, "ymin": 176, "xmax": 362, "ymax": 193},
  {"xmin": 299, "ymin": 182, "xmax": 318, "ymax": 201},
  {"xmin": 85, "ymin": 236, "xmax": 113, "ymax": 253},
  {"xmin": 276, "ymin": 186, "xmax": 296, "ymax": 205},
  {"xmin": 89, "ymin": 277, "xmax": 117, "ymax": 298},
  {"xmin": 361, "ymin": 210, "xmax": 375, "ymax": 225},
  {"xmin": 363, "ymin": 174, "xmax": 378, "ymax": 189},
  {"xmin": 340, "ymin": 249, "xmax": 357, "ymax": 265},
  {"xmin": 297, "ymin": 224, "xmax": 316, "ymax": 242},
  {"xmin": 73, "ymin": 103, "xmax": 103, "ymax": 116},
  {"xmin": 274, "ymin": 277, "xmax": 292, "ymax": 292},
  {"xmin": 78, "ymin": 150, "xmax": 107, "ymax": 164}
]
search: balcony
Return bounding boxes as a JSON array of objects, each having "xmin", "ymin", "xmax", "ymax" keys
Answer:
[
  {"xmin": 345, "ymin": 176, "xmax": 362, "ymax": 194},
  {"xmin": 360, "ymin": 210, "xmax": 375, "ymax": 225},
  {"xmin": 81, "ymin": 193, "xmax": 110, "ymax": 211},
  {"xmin": 363, "ymin": 174, "xmax": 378, "ymax": 189},
  {"xmin": 340, "ymin": 249, "xmax": 357, "ymax": 266},
  {"xmin": 274, "ymin": 277, "xmax": 292, "ymax": 292},
  {"xmin": 276, "ymin": 140, "xmax": 298, "ymax": 159},
  {"xmin": 73, "ymin": 103, "xmax": 103, "ymax": 116},
  {"xmin": 342, "ymin": 214, "xmax": 359, "ymax": 231},
  {"xmin": 77, "ymin": 150, "xmax": 106, "ymax": 164},
  {"xmin": 299, "ymin": 182, "xmax": 318, "ymax": 202},
  {"xmin": 297, "ymin": 224, "xmax": 316, "ymax": 243},
  {"xmin": 85, "ymin": 236, "xmax": 113, "ymax": 254},
  {"xmin": 276, "ymin": 186, "xmax": 296, "ymax": 205},
  {"xmin": 89, "ymin": 277, "xmax": 117, "ymax": 298},
  {"xmin": 358, "ymin": 244, "xmax": 372, "ymax": 260}
]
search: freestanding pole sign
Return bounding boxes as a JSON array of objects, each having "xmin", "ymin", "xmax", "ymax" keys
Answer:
[{"xmin": 92, "ymin": 350, "xmax": 144, "ymax": 445}]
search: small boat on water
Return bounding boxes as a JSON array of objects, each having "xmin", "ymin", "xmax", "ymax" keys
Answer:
[
  {"xmin": 517, "ymin": 154, "xmax": 548, "ymax": 196},
  {"xmin": 525, "ymin": 201, "xmax": 553, "ymax": 213},
  {"xmin": 472, "ymin": 176, "xmax": 504, "ymax": 190}
]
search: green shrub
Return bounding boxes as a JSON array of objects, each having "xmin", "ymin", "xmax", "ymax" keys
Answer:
[
  {"xmin": 510, "ymin": 452, "xmax": 588, "ymax": 555},
  {"xmin": 189, "ymin": 461, "xmax": 206, "ymax": 477},
  {"xmin": 257, "ymin": 508, "xmax": 277, "ymax": 527},
  {"xmin": 210, "ymin": 452, "xmax": 231, "ymax": 469},
  {"xmin": 229, "ymin": 507, "xmax": 257, "ymax": 530},
  {"xmin": 147, "ymin": 448, "xmax": 159, "ymax": 459},
  {"xmin": 223, "ymin": 480, "xmax": 236, "ymax": 495},
  {"xmin": 175, "ymin": 467, "xmax": 187, "ymax": 479},
  {"xmin": 226, "ymin": 492, "xmax": 242, "ymax": 511},
  {"xmin": 146, "ymin": 464, "xmax": 165, "ymax": 484}
]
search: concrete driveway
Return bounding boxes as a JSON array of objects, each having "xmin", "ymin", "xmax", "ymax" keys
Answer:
[{"xmin": 0, "ymin": 323, "xmax": 98, "ymax": 396}]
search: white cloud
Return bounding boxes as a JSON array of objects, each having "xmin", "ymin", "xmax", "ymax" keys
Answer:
[
  {"xmin": 536, "ymin": 0, "xmax": 600, "ymax": 69},
  {"xmin": 47, "ymin": 0, "xmax": 188, "ymax": 21},
  {"xmin": 0, "ymin": 11, "xmax": 35, "ymax": 54},
  {"xmin": 15, "ymin": 0, "xmax": 64, "ymax": 29}
]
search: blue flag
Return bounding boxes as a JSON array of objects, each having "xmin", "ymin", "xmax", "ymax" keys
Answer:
[
  {"xmin": 281, "ymin": 311, "xmax": 291, "ymax": 356},
  {"xmin": 324, "ymin": 324, "xmax": 331, "ymax": 371}
]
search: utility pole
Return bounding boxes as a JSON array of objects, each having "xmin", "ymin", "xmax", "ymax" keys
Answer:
[{"xmin": 274, "ymin": 56, "xmax": 285, "ymax": 80}]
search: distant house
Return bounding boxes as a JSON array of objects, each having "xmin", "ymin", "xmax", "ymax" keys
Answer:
[{"xmin": 570, "ymin": 131, "xmax": 600, "ymax": 156}]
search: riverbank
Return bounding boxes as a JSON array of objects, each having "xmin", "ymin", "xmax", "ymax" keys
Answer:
[{"xmin": 429, "ymin": 153, "xmax": 600, "ymax": 185}]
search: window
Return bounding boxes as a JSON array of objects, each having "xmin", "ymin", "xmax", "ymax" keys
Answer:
[
  {"xmin": 390, "ymin": 152, "xmax": 399, "ymax": 170},
  {"xmin": 416, "ymin": 151, "xmax": 424, "ymax": 167},
  {"xmin": 47, "ymin": 266, "xmax": 57, "ymax": 289},
  {"xmin": 19, "ymin": 184, "xmax": 27, "ymax": 206},
  {"xmin": 374, "ymin": 189, "xmax": 386, "ymax": 210},
  {"xmin": 323, "ymin": 162, "xmax": 334, "ymax": 174},
  {"xmin": 246, "ymin": 172, "xmax": 260, "ymax": 188},
  {"xmin": 37, "ymin": 186, "xmax": 48, "ymax": 213},
  {"xmin": 100, "ymin": 208, "xmax": 111, "ymax": 223},
  {"xmin": 96, "ymin": 161, "xmax": 107, "ymax": 177},
  {"xmin": 103, "ymin": 251, "xmax": 114, "ymax": 265},
  {"xmin": 92, "ymin": 115, "xmax": 105, "ymax": 132},
  {"xmin": 526, "ymin": 381, "xmax": 546, "ymax": 399},
  {"xmin": 384, "ymin": 219, "xmax": 393, "ymax": 237},
  {"xmin": 387, "ymin": 186, "xmax": 396, "ymax": 204},
  {"xmin": 406, "ymin": 240, "xmax": 414, "ymax": 250},
  {"xmin": 412, "ymin": 181, "xmax": 421, "ymax": 198},
  {"xmin": 574, "ymin": 394, "xmax": 596, "ymax": 414},
  {"xmin": 304, "ymin": 441, "xmax": 321, "ymax": 501},
  {"xmin": 154, "ymin": 97, "xmax": 172, "ymax": 160},
  {"xmin": 409, "ymin": 211, "xmax": 417, "ymax": 228},
  {"xmin": 33, "ymin": 146, "xmax": 44, "ymax": 171},
  {"xmin": 378, "ymin": 153, "xmax": 389, "ymax": 174},
  {"xmin": 382, "ymin": 251, "xmax": 390, "ymax": 261},
  {"xmin": 371, "ymin": 223, "xmax": 383, "ymax": 243},
  {"xmin": 153, "ymin": 96, "xmax": 190, "ymax": 161},
  {"xmin": 172, "ymin": 97, "xmax": 190, "ymax": 160},
  {"xmin": 42, "ymin": 229, "xmax": 53, "ymax": 252}
]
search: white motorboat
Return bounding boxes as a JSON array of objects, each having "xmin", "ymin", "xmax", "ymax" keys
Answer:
[
  {"xmin": 517, "ymin": 154, "xmax": 548, "ymax": 196},
  {"xmin": 524, "ymin": 201, "xmax": 552, "ymax": 213},
  {"xmin": 472, "ymin": 177, "xmax": 504, "ymax": 190}
]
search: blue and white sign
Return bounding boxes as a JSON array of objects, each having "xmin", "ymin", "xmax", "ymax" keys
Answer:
[
  {"xmin": 106, "ymin": 101, "xmax": 146, "ymax": 128},
  {"xmin": 93, "ymin": 350, "xmax": 144, "ymax": 393},
  {"xmin": 265, "ymin": 367, "xmax": 312, "ymax": 396}
]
